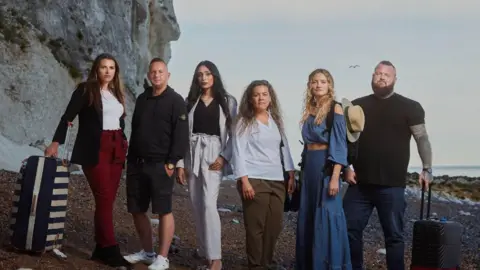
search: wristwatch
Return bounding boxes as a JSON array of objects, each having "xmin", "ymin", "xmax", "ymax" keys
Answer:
[
  {"xmin": 422, "ymin": 168, "xmax": 432, "ymax": 174},
  {"xmin": 167, "ymin": 163, "xmax": 175, "ymax": 170}
]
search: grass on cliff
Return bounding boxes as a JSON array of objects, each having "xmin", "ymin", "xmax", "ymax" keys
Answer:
[
  {"xmin": 0, "ymin": 8, "xmax": 30, "ymax": 52},
  {"xmin": 0, "ymin": 8, "xmax": 82, "ymax": 79}
]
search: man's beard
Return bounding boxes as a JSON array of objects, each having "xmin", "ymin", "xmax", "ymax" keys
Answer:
[{"xmin": 371, "ymin": 80, "xmax": 394, "ymax": 98}]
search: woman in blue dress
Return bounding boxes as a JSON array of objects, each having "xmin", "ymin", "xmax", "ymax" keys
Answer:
[{"xmin": 296, "ymin": 68, "xmax": 352, "ymax": 270}]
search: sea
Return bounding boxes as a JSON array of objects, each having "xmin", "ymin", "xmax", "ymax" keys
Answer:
[
  {"xmin": 221, "ymin": 166, "xmax": 480, "ymax": 181},
  {"xmin": 408, "ymin": 165, "xmax": 480, "ymax": 178}
]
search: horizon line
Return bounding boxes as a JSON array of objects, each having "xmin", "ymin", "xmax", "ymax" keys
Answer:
[{"xmin": 408, "ymin": 165, "xmax": 480, "ymax": 168}]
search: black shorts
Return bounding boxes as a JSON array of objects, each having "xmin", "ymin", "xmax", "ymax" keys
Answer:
[{"xmin": 126, "ymin": 161, "xmax": 174, "ymax": 215}]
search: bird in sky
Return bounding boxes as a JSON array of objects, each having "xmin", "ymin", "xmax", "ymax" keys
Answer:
[{"xmin": 349, "ymin": 65, "xmax": 360, "ymax": 68}]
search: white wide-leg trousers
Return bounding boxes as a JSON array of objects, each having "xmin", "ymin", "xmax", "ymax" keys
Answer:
[{"xmin": 188, "ymin": 133, "xmax": 223, "ymax": 260}]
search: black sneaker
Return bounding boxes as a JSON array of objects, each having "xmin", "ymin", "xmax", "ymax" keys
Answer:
[{"xmin": 92, "ymin": 244, "xmax": 132, "ymax": 269}]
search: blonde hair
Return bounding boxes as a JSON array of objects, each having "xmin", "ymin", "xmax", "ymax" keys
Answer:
[{"xmin": 300, "ymin": 68, "xmax": 335, "ymax": 125}]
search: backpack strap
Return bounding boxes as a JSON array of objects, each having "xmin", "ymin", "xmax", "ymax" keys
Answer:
[
  {"xmin": 323, "ymin": 101, "xmax": 341, "ymax": 174},
  {"xmin": 278, "ymin": 127, "xmax": 286, "ymax": 169},
  {"xmin": 323, "ymin": 100, "xmax": 341, "ymax": 136}
]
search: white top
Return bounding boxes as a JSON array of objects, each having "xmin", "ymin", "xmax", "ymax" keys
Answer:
[
  {"xmin": 101, "ymin": 90, "xmax": 123, "ymax": 130},
  {"xmin": 232, "ymin": 115, "xmax": 295, "ymax": 181}
]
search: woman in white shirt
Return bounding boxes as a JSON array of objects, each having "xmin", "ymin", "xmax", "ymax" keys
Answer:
[{"xmin": 232, "ymin": 80, "xmax": 295, "ymax": 270}]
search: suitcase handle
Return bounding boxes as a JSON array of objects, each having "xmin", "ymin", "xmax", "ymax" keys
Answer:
[
  {"xmin": 19, "ymin": 122, "xmax": 74, "ymax": 168},
  {"xmin": 60, "ymin": 122, "xmax": 74, "ymax": 167},
  {"xmin": 419, "ymin": 182, "xmax": 432, "ymax": 220}
]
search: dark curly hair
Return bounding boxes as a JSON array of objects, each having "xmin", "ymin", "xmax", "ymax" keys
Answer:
[{"xmin": 236, "ymin": 80, "xmax": 284, "ymax": 136}]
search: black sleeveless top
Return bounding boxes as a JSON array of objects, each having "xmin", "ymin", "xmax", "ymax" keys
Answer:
[{"xmin": 192, "ymin": 99, "xmax": 221, "ymax": 136}]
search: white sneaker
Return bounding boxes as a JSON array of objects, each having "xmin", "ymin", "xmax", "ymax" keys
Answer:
[
  {"xmin": 148, "ymin": 255, "xmax": 170, "ymax": 270},
  {"xmin": 123, "ymin": 250, "xmax": 156, "ymax": 265}
]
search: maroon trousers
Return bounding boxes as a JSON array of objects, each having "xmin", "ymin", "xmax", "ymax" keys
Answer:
[{"xmin": 83, "ymin": 130, "xmax": 127, "ymax": 247}]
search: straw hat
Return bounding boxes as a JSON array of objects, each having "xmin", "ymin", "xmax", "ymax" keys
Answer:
[{"xmin": 341, "ymin": 98, "xmax": 365, "ymax": 143}]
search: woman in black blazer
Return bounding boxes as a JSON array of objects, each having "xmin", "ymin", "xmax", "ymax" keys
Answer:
[{"xmin": 45, "ymin": 53, "xmax": 130, "ymax": 268}]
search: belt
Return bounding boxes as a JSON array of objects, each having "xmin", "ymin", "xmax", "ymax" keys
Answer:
[
  {"xmin": 131, "ymin": 157, "xmax": 163, "ymax": 164},
  {"xmin": 190, "ymin": 133, "xmax": 220, "ymax": 178}
]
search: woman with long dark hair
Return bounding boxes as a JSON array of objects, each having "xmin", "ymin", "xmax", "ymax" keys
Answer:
[
  {"xmin": 296, "ymin": 69, "xmax": 351, "ymax": 270},
  {"xmin": 44, "ymin": 53, "xmax": 130, "ymax": 268},
  {"xmin": 176, "ymin": 60, "xmax": 237, "ymax": 270},
  {"xmin": 232, "ymin": 80, "xmax": 295, "ymax": 270}
]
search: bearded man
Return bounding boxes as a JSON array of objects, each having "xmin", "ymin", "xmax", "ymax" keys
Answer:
[{"xmin": 343, "ymin": 60, "xmax": 433, "ymax": 270}]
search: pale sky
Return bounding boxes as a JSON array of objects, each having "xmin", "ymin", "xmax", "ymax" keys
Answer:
[{"xmin": 167, "ymin": 0, "xmax": 480, "ymax": 167}]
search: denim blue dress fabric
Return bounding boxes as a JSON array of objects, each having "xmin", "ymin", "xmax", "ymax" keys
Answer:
[{"xmin": 296, "ymin": 113, "xmax": 352, "ymax": 270}]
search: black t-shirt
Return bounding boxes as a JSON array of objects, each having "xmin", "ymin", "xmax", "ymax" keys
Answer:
[{"xmin": 352, "ymin": 93, "xmax": 425, "ymax": 187}]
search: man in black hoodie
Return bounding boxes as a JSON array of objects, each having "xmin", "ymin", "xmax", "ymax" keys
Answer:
[{"xmin": 123, "ymin": 58, "xmax": 188, "ymax": 270}]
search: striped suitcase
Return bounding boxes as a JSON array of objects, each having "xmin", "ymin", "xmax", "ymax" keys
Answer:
[{"xmin": 9, "ymin": 123, "xmax": 73, "ymax": 253}]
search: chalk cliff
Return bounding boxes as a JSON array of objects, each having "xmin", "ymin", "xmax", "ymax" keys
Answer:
[{"xmin": 0, "ymin": 0, "xmax": 180, "ymax": 170}]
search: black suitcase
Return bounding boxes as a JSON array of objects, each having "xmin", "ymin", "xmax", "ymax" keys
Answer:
[
  {"xmin": 9, "ymin": 123, "xmax": 73, "ymax": 253},
  {"xmin": 410, "ymin": 183, "xmax": 463, "ymax": 270}
]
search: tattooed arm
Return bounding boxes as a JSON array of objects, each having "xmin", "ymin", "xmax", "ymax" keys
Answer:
[
  {"xmin": 410, "ymin": 124, "xmax": 432, "ymax": 169},
  {"xmin": 407, "ymin": 101, "xmax": 433, "ymax": 188}
]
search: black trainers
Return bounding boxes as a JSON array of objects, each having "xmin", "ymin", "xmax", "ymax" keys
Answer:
[
  {"xmin": 90, "ymin": 244, "xmax": 101, "ymax": 261},
  {"xmin": 91, "ymin": 244, "xmax": 132, "ymax": 269}
]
